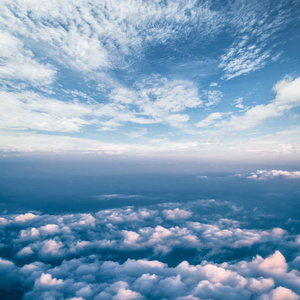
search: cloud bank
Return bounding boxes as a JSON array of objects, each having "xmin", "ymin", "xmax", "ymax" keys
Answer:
[{"xmin": 1, "ymin": 199, "xmax": 299, "ymax": 299}]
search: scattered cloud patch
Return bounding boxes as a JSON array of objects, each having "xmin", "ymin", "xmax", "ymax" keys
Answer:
[
  {"xmin": 163, "ymin": 208, "xmax": 192, "ymax": 220},
  {"xmin": 219, "ymin": 77, "xmax": 300, "ymax": 131},
  {"xmin": 219, "ymin": 1, "xmax": 295, "ymax": 80},
  {"xmin": 15, "ymin": 213, "xmax": 38, "ymax": 223},
  {"xmin": 195, "ymin": 112, "xmax": 231, "ymax": 128},
  {"xmin": 205, "ymin": 90, "xmax": 223, "ymax": 107},
  {"xmin": 242, "ymin": 170, "xmax": 300, "ymax": 180},
  {"xmin": 97, "ymin": 194, "xmax": 142, "ymax": 200},
  {"xmin": 0, "ymin": 31, "xmax": 56, "ymax": 86},
  {"xmin": 234, "ymin": 97, "xmax": 244, "ymax": 109}
]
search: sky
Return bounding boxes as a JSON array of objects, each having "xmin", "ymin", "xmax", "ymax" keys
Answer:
[
  {"xmin": 1, "ymin": 1, "xmax": 300, "ymax": 299},
  {"xmin": 0, "ymin": 0, "xmax": 300, "ymax": 162}
]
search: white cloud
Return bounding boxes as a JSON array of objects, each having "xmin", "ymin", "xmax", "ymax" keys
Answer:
[
  {"xmin": 0, "ymin": 0, "xmax": 298, "ymax": 161},
  {"xmin": 259, "ymin": 286, "xmax": 299, "ymax": 300},
  {"xmin": 0, "ymin": 123, "xmax": 299, "ymax": 161},
  {"xmin": 17, "ymin": 247, "xmax": 34, "ymax": 257},
  {"xmin": 0, "ymin": 0, "xmax": 221, "ymax": 76},
  {"xmin": 242, "ymin": 170, "xmax": 300, "ymax": 180},
  {"xmin": 15, "ymin": 213, "xmax": 38, "ymax": 223},
  {"xmin": 20, "ymin": 228, "xmax": 40, "ymax": 239},
  {"xmin": 41, "ymin": 239, "xmax": 64, "ymax": 256},
  {"xmin": 0, "ymin": 31, "xmax": 56, "ymax": 86},
  {"xmin": 205, "ymin": 90, "xmax": 223, "ymax": 107},
  {"xmin": 219, "ymin": 77, "xmax": 300, "ymax": 130},
  {"xmin": 195, "ymin": 112, "xmax": 230, "ymax": 128},
  {"xmin": 35, "ymin": 273, "xmax": 63, "ymax": 287},
  {"xmin": 163, "ymin": 208, "xmax": 192, "ymax": 220},
  {"xmin": 220, "ymin": 44, "xmax": 271, "ymax": 80},
  {"xmin": 258, "ymin": 251, "xmax": 288, "ymax": 274},
  {"xmin": 0, "ymin": 217, "xmax": 9, "ymax": 226},
  {"xmin": 1, "ymin": 200, "xmax": 300, "ymax": 298},
  {"xmin": 219, "ymin": 1, "xmax": 293, "ymax": 80},
  {"xmin": 110, "ymin": 77, "xmax": 203, "ymax": 128},
  {"xmin": 39, "ymin": 224, "xmax": 60, "ymax": 236},
  {"xmin": 97, "ymin": 281, "xmax": 144, "ymax": 300},
  {"xmin": 0, "ymin": 76, "xmax": 202, "ymax": 133},
  {"xmin": 234, "ymin": 97, "xmax": 244, "ymax": 109},
  {"xmin": 0, "ymin": 91, "xmax": 94, "ymax": 132}
]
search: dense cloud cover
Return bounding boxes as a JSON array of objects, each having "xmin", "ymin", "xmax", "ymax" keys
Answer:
[{"xmin": 1, "ymin": 199, "xmax": 300, "ymax": 299}]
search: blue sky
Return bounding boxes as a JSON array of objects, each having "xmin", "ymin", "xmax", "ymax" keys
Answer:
[{"xmin": 0, "ymin": 0, "xmax": 300, "ymax": 161}]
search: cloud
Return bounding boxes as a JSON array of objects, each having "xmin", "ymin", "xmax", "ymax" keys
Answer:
[
  {"xmin": 17, "ymin": 246, "xmax": 34, "ymax": 257},
  {"xmin": 96, "ymin": 194, "xmax": 142, "ymax": 200},
  {"xmin": 163, "ymin": 208, "xmax": 192, "ymax": 220},
  {"xmin": 219, "ymin": 77, "xmax": 300, "ymax": 131},
  {"xmin": 128, "ymin": 128, "xmax": 148, "ymax": 139},
  {"xmin": 219, "ymin": 43, "xmax": 271, "ymax": 80},
  {"xmin": 195, "ymin": 112, "xmax": 230, "ymax": 128},
  {"xmin": 0, "ymin": 0, "xmax": 298, "ymax": 162},
  {"xmin": 259, "ymin": 286, "xmax": 299, "ymax": 300},
  {"xmin": 3, "ymin": 250, "xmax": 298, "ymax": 299},
  {"xmin": 35, "ymin": 273, "xmax": 63, "ymax": 287},
  {"xmin": 240, "ymin": 170, "xmax": 300, "ymax": 180},
  {"xmin": 0, "ymin": 0, "xmax": 221, "ymax": 76},
  {"xmin": 40, "ymin": 239, "xmax": 64, "ymax": 257},
  {"xmin": 219, "ymin": 0, "xmax": 294, "ymax": 80},
  {"xmin": 0, "ymin": 91, "xmax": 94, "ymax": 132},
  {"xmin": 1, "ymin": 200, "xmax": 300, "ymax": 299},
  {"xmin": 234, "ymin": 97, "xmax": 244, "ymax": 109},
  {"xmin": 0, "ymin": 76, "xmax": 202, "ymax": 133},
  {"xmin": 205, "ymin": 90, "xmax": 223, "ymax": 107},
  {"xmin": 109, "ymin": 77, "xmax": 203, "ymax": 129},
  {"xmin": 0, "ymin": 31, "xmax": 56, "ymax": 86},
  {"xmin": 39, "ymin": 224, "xmax": 60, "ymax": 236},
  {"xmin": 15, "ymin": 213, "xmax": 38, "ymax": 223},
  {"xmin": 96, "ymin": 281, "xmax": 144, "ymax": 300},
  {"xmin": 0, "ymin": 123, "xmax": 299, "ymax": 161}
]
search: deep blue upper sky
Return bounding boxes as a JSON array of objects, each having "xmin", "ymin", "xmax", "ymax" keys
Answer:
[{"xmin": 0, "ymin": 0, "xmax": 299, "ymax": 162}]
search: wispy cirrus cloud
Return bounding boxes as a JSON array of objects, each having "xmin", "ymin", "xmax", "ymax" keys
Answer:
[
  {"xmin": 195, "ymin": 112, "xmax": 231, "ymax": 128},
  {"xmin": 0, "ymin": 76, "xmax": 202, "ymax": 133},
  {"xmin": 204, "ymin": 90, "xmax": 223, "ymax": 107},
  {"xmin": 219, "ymin": 0, "xmax": 296, "ymax": 80},
  {"xmin": 0, "ymin": 0, "xmax": 222, "ymax": 77},
  {"xmin": 110, "ymin": 77, "xmax": 203, "ymax": 129},
  {"xmin": 0, "ymin": 31, "xmax": 56, "ymax": 86}
]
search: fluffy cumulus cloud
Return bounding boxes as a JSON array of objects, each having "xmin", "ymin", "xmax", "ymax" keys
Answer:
[
  {"xmin": 0, "ymin": 199, "xmax": 300, "ymax": 299},
  {"xmin": 239, "ymin": 170, "xmax": 300, "ymax": 180}
]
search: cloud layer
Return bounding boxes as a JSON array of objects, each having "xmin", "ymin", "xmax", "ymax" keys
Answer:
[
  {"xmin": 1, "ymin": 199, "xmax": 300, "ymax": 299},
  {"xmin": 0, "ymin": 0, "xmax": 299, "ymax": 159}
]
